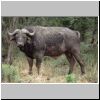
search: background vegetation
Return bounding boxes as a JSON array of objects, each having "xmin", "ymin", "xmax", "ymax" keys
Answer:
[{"xmin": 1, "ymin": 17, "xmax": 98, "ymax": 83}]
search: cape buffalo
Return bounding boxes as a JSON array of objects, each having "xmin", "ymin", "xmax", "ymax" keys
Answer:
[{"xmin": 8, "ymin": 26, "xmax": 85, "ymax": 75}]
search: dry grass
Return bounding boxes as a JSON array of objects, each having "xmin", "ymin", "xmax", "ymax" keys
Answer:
[
  {"xmin": 2, "ymin": 58, "xmax": 98, "ymax": 83},
  {"xmin": 8, "ymin": 55, "xmax": 98, "ymax": 83},
  {"xmin": 2, "ymin": 43, "xmax": 98, "ymax": 83},
  {"xmin": 19, "ymin": 64, "xmax": 67, "ymax": 83}
]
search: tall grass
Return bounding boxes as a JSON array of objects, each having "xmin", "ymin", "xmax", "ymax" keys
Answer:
[
  {"xmin": 2, "ymin": 64, "xmax": 21, "ymax": 83},
  {"xmin": 79, "ymin": 42, "xmax": 98, "ymax": 83},
  {"xmin": 1, "ymin": 42, "xmax": 98, "ymax": 83}
]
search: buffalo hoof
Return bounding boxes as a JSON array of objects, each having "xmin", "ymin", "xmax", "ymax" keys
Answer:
[
  {"xmin": 28, "ymin": 71, "xmax": 33, "ymax": 75},
  {"xmin": 81, "ymin": 72, "xmax": 85, "ymax": 75},
  {"xmin": 47, "ymin": 77, "xmax": 50, "ymax": 80},
  {"xmin": 68, "ymin": 71, "xmax": 72, "ymax": 75}
]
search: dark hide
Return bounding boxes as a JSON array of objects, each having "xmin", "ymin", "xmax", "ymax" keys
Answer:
[{"xmin": 9, "ymin": 26, "xmax": 85, "ymax": 75}]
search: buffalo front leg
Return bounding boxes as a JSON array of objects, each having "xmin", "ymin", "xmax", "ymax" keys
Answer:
[
  {"xmin": 36, "ymin": 58, "xmax": 42, "ymax": 75},
  {"xmin": 35, "ymin": 51, "xmax": 44, "ymax": 75},
  {"xmin": 65, "ymin": 53, "xmax": 76, "ymax": 74},
  {"xmin": 27, "ymin": 57, "xmax": 33, "ymax": 75}
]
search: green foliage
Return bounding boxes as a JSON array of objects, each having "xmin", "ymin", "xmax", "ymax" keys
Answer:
[
  {"xmin": 1, "ymin": 17, "xmax": 98, "ymax": 83},
  {"xmin": 2, "ymin": 17, "xmax": 98, "ymax": 59},
  {"xmin": 1, "ymin": 64, "xmax": 21, "ymax": 83},
  {"xmin": 66, "ymin": 74, "xmax": 76, "ymax": 83},
  {"xmin": 2, "ymin": 17, "xmax": 98, "ymax": 32},
  {"xmin": 80, "ymin": 42, "xmax": 98, "ymax": 65},
  {"xmin": 44, "ymin": 55, "xmax": 67, "ymax": 68}
]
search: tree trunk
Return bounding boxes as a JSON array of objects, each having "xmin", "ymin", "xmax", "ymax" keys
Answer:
[
  {"xmin": 6, "ymin": 17, "xmax": 18, "ymax": 64},
  {"xmin": 6, "ymin": 41, "xmax": 14, "ymax": 65},
  {"xmin": 91, "ymin": 17, "xmax": 98, "ymax": 46}
]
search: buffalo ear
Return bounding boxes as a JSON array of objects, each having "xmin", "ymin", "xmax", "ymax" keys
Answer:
[
  {"xmin": 26, "ymin": 34, "xmax": 33, "ymax": 38},
  {"xmin": 9, "ymin": 36, "xmax": 15, "ymax": 41}
]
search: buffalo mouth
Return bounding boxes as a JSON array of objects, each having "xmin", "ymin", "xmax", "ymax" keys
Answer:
[{"xmin": 18, "ymin": 45, "xmax": 24, "ymax": 50}]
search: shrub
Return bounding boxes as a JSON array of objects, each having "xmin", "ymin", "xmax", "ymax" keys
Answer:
[
  {"xmin": 66, "ymin": 74, "xmax": 76, "ymax": 83},
  {"xmin": 1, "ymin": 64, "xmax": 21, "ymax": 83}
]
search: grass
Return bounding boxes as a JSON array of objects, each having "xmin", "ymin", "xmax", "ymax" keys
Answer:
[
  {"xmin": 1, "ymin": 42, "xmax": 98, "ymax": 83},
  {"xmin": 66, "ymin": 74, "xmax": 76, "ymax": 83},
  {"xmin": 1, "ymin": 64, "xmax": 21, "ymax": 83}
]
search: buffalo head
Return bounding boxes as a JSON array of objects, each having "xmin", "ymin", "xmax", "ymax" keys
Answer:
[{"xmin": 8, "ymin": 28, "xmax": 35, "ymax": 48}]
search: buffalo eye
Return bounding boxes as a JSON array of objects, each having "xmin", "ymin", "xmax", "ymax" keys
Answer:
[
  {"xmin": 27, "ymin": 37, "xmax": 31, "ymax": 43},
  {"xmin": 15, "ymin": 33, "xmax": 19, "ymax": 37}
]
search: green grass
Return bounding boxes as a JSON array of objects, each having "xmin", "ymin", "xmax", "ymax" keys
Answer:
[
  {"xmin": 1, "ymin": 64, "xmax": 21, "ymax": 83},
  {"xmin": 66, "ymin": 74, "xmax": 76, "ymax": 83},
  {"xmin": 1, "ymin": 42, "xmax": 98, "ymax": 83}
]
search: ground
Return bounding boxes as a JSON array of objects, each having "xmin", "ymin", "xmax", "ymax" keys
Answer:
[{"xmin": 19, "ymin": 61, "xmax": 91, "ymax": 83}]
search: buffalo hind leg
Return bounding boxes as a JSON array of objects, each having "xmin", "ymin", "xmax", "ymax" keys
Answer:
[
  {"xmin": 65, "ymin": 53, "xmax": 76, "ymax": 74},
  {"xmin": 27, "ymin": 57, "xmax": 33, "ymax": 75},
  {"xmin": 72, "ymin": 51, "xmax": 85, "ymax": 75}
]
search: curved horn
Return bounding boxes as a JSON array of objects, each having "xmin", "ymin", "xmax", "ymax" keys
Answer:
[
  {"xmin": 8, "ymin": 31, "xmax": 13, "ymax": 36},
  {"xmin": 22, "ymin": 28, "xmax": 35, "ymax": 36},
  {"xmin": 8, "ymin": 29, "xmax": 20, "ymax": 36}
]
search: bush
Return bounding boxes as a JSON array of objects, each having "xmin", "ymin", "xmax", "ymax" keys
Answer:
[
  {"xmin": 66, "ymin": 74, "xmax": 76, "ymax": 83},
  {"xmin": 1, "ymin": 64, "xmax": 21, "ymax": 83}
]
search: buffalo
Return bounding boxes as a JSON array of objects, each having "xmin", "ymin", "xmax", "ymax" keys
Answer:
[{"xmin": 8, "ymin": 26, "xmax": 85, "ymax": 75}]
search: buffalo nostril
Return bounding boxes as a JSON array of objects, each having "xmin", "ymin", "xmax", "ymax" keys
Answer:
[
  {"xmin": 17, "ymin": 45, "xmax": 22, "ymax": 48},
  {"xmin": 17, "ymin": 43, "xmax": 24, "ymax": 47}
]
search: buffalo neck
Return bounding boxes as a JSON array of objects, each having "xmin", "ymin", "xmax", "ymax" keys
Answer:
[{"xmin": 20, "ymin": 42, "xmax": 34, "ymax": 58}]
